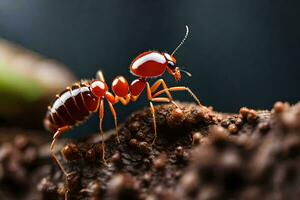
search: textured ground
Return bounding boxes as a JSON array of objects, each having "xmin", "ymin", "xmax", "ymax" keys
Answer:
[{"xmin": 0, "ymin": 102, "xmax": 300, "ymax": 200}]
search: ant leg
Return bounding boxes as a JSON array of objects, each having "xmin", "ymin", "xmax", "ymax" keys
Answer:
[
  {"xmin": 118, "ymin": 94, "xmax": 138, "ymax": 105},
  {"xmin": 106, "ymin": 92, "xmax": 132, "ymax": 106},
  {"xmin": 153, "ymin": 86, "xmax": 202, "ymax": 107},
  {"xmin": 98, "ymin": 99, "xmax": 108, "ymax": 166},
  {"xmin": 50, "ymin": 126, "xmax": 71, "ymax": 177},
  {"xmin": 146, "ymin": 83, "xmax": 179, "ymax": 144},
  {"xmin": 117, "ymin": 94, "xmax": 132, "ymax": 106},
  {"xmin": 96, "ymin": 70, "xmax": 105, "ymax": 82},
  {"xmin": 150, "ymin": 97, "xmax": 171, "ymax": 103},
  {"xmin": 146, "ymin": 83, "xmax": 157, "ymax": 145},
  {"xmin": 149, "ymin": 101, "xmax": 157, "ymax": 145},
  {"xmin": 151, "ymin": 79, "xmax": 173, "ymax": 100},
  {"xmin": 65, "ymin": 190, "xmax": 69, "ymax": 200},
  {"xmin": 107, "ymin": 101, "xmax": 120, "ymax": 143},
  {"xmin": 130, "ymin": 95, "xmax": 139, "ymax": 102},
  {"xmin": 150, "ymin": 79, "xmax": 179, "ymax": 108}
]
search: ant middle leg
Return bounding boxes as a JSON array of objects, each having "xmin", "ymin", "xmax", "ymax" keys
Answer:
[{"xmin": 146, "ymin": 83, "xmax": 177, "ymax": 145}]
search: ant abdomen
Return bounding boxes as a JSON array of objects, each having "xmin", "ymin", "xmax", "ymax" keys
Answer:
[{"xmin": 44, "ymin": 82, "xmax": 99, "ymax": 133}]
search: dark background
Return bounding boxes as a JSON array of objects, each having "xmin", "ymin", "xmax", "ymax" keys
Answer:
[{"xmin": 0, "ymin": 0, "xmax": 299, "ymax": 133}]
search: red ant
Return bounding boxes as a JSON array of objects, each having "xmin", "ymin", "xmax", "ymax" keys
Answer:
[{"xmin": 44, "ymin": 25, "xmax": 202, "ymax": 179}]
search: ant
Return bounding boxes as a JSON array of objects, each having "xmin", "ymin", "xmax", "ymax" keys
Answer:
[{"xmin": 44, "ymin": 25, "xmax": 202, "ymax": 189}]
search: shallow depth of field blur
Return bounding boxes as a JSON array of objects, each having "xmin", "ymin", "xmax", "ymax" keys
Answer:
[{"xmin": 0, "ymin": 0, "xmax": 299, "ymax": 135}]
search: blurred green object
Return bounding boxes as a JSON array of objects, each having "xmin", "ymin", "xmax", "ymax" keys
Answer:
[
  {"xmin": 0, "ymin": 62, "xmax": 43, "ymax": 103},
  {"xmin": 0, "ymin": 39, "xmax": 76, "ymax": 128}
]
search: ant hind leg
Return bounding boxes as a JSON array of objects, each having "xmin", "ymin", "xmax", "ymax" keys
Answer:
[
  {"xmin": 50, "ymin": 126, "xmax": 71, "ymax": 177},
  {"xmin": 51, "ymin": 126, "xmax": 80, "ymax": 200},
  {"xmin": 107, "ymin": 101, "xmax": 120, "ymax": 143},
  {"xmin": 98, "ymin": 99, "xmax": 108, "ymax": 166}
]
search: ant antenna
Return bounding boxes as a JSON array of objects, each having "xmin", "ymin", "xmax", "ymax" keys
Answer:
[
  {"xmin": 180, "ymin": 69, "xmax": 192, "ymax": 77},
  {"xmin": 171, "ymin": 25, "xmax": 190, "ymax": 56}
]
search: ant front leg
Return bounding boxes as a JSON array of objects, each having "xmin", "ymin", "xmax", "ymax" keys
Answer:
[
  {"xmin": 98, "ymin": 99, "xmax": 108, "ymax": 166},
  {"xmin": 150, "ymin": 79, "xmax": 179, "ymax": 108},
  {"xmin": 50, "ymin": 126, "xmax": 71, "ymax": 177},
  {"xmin": 151, "ymin": 79, "xmax": 173, "ymax": 100},
  {"xmin": 153, "ymin": 86, "xmax": 202, "ymax": 107}
]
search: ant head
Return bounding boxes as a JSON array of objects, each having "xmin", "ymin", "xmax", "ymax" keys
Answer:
[
  {"xmin": 164, "ymin": 53, "xmax": 181, "ymax": 81},
  {"xmin": 90, "ymin": 80, "xmax": 108, "ymax": 97}
]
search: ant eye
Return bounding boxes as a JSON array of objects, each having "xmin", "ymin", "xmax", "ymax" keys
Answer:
[{"xmin": 167, "ymin": 61, "xmax": 175, "ymax": 69}]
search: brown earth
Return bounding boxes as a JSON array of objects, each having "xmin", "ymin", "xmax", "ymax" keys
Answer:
[{"xmin": 0, "ymin": 102, "xmax": 299, "ymax": 200}]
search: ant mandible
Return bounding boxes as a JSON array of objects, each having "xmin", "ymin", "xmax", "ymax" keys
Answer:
[{"xmin": 44, "ymin": 25, "xmax": 202, "ymax": 179}]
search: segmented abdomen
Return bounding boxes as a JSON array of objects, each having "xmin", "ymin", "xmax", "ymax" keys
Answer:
[{"xmin": 44, "ymin": 82, "xmax": 99, "ymax": 133}]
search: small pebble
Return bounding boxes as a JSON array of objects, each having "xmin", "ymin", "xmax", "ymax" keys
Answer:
[
  {"xmin": 273, "ymin": 101, "xmax": 289, "ymax": 114},
  {"xmin": 61, "ymin": 143, "xmax": 81, "ymax": 161},
  {"xmin": 247, "ymin": 109, "xmax": 258, "ymax": 123},
  {"xmin": 85, "ymin": 148, "xmax": 97, "ymax": 162},
  {"xmin": 129, "ymin": 138, "xmax": 139, "ymax": 148},
  {"xmin": 228, "ymin": 124, "xmax": 238, "ymax": 134},
  {"xmin": 235, "ymin": 117, "xmax": 243, "ymax": 126},
  {"xmin": 128, "ymin": 121, "xmax": 141, "ymax": 132},
  {"xmin": 209, "ymin": 126, "xmax": 229, "ymax": 141},
  {"xmin": 221, "ymin": 119, "xmax": 231, "ymax": 128},
  {"xmin": 192, "ymin": 132, "xmax": 203, "ymax": 145},
  {"xmin": 239, "ymin": 107, "xmax": 258, "ymax": 122},
  {"xmin": 121, "ymin": 128, "xmax": 132, "ymax": 141},
  {"xmin": 167, "ymin": 108, "xmax": 184, "ymax": 127},
  {"xmin": 239, "ymin": 107, "xmax": 250, "ymax": 118},
  {"xmin": 138, "ymin": 141, "xmax": 150, "ymax": 153},
  {"xmin": 111, "ymin": 152, "xmax": 121, "ymax": 163},
  {"xmin": 142, "ymin": 173, "xmax": 152, "ymax": 184},
  {"xmin": 153, "ymin": 153, "xmax": 168, "ymax": 170},
  {"xmin": 175, "ymin": 146, "xmax": 184, "ymax": 158},
  {"xmin": 136, "ymin": 131, "xmax": 146, "ymax": 141}
]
